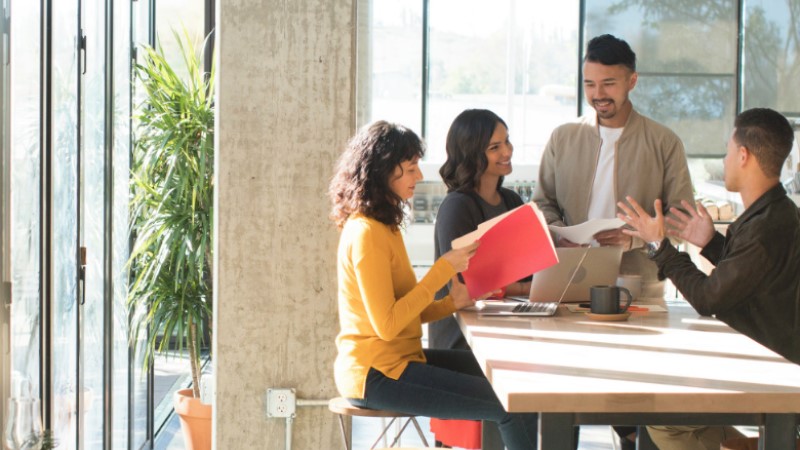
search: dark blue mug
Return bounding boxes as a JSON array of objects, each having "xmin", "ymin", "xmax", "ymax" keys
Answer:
[{"xmin": 590, "ymin": 285, "xmax": 633, "ymax": 314}]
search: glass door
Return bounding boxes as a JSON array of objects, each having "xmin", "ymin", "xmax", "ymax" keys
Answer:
[
  {"xmin": 130, "ymin": 1, "xmax": 153, "ymax": 447},
  {"xmin": 49, "ymin": 0, "xmax": 80, "ymax": 447},
  {"xmin": 111, "ymin": 2, "xmax": 133, "ymax": 448},
  {"xmin": 7, "ymin": 0, "xmax": 43, "ymax": 418},
  {"xmin": 7, "ymin": 1, "xmax": 129, "ymax": 448},
  {"xmin": 78, "ymin": 0, "xmax": 107, "ymax": 447},
  {"xmin": 0, "ymin": 0, "xmax": 7, "ymax": 428},
  {"xmin": 3, "ymin": 0, "xmax": 157, "ymax": 448}
]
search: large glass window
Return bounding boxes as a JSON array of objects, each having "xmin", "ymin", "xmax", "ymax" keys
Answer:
[
  {"xmin": 156, "ymin": 0, "xmax": 206, "ymax": 79},
  {"xmin": 358, "ymin": 0, "xmax": 786, "ymax": 165},
  {"xmin": 2, "ymin": 1, "xmax": 206, "ymax": 448},
  {"xmin": 359, "ymin": 0, "xmax": 580, "ymax": 169},
  {"xmin": 8, "ymin": 0, "xmax": 42, "ymax": 405},
  {"xmin": 131, "ymin": 1, "xmax": 151, "ymax": 445},
  {"xmin": 427, "ymin": 0, "xmax": 579, "ymax": 165},
  {"xmin": 50, "ymin": 0, "xmax": 80, "ymax": 447},
  {"xmin": 112, "ymin": 3, "xmax": 132, "ymax": 448},
  {"xmin": 359, "ymin": 1, "xmax": 423, "ymax": 132},
  {"xmin": 0, "ymin": 0, "xmax": 8, "ymax": 424},
  {"xmin": 81, "ymin": 0, "xmax": 107, "ymax": 447},
  {"xmin": 743, "ymin": 0, "xmax": 800, "ymax": 115}
]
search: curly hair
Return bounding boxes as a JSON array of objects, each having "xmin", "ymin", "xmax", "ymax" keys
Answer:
[
  {"xmin": 439, "ymin": 109, "xmax": 507, "ymax": 193},
  {"xmin": 329, "ymin": 121, "xmax": 425, "ymax": 230}
]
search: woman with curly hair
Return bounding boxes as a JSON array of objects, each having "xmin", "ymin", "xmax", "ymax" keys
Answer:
[
  {"xmin": 430, "ymin": 109, "xmax": 531, "ymax": 351},
  {"xmin": 329, "ymin": 120, "xmax": 538, "ymax": 449}
]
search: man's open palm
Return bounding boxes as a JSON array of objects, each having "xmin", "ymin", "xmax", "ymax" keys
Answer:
[{"xmin": 665, "ymin": 200, "xmax": 715, "ymax": 248}]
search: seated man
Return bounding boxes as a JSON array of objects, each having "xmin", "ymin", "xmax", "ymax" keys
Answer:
[{"xmin": 618, "ymin": 107, "xmax": 800, "ymax": 450}]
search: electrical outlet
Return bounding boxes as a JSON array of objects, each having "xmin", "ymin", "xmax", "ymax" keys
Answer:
[{"xmin": 266, "ymin": 388, "xmax": 296, "ymax": 418}]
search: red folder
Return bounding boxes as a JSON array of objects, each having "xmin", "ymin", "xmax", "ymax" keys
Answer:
[{"xmin": 452, "ymin": 203, "xmax": 558, "ymax": 299}]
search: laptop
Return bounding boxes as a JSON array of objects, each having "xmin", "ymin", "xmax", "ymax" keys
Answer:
[
  {"xmin": 476, "ymin": 247, "xmax": 589, "ymax": 317},
  {"xmin": 475, "ymin": 246, "xmax": 623, "ymax": 316},
  {"xmin": 529, "ymin": 246, "xmax": 623, "ymax": 303}
]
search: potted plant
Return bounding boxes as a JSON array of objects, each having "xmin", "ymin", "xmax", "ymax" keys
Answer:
[{"xmin": 127, "ymin": 29, "xmax": 215, "ymax": 450}]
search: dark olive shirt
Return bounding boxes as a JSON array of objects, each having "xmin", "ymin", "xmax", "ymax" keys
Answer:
[{"xmin": 651, "ymin": 184, "xmax": 800, "ymax": 364}]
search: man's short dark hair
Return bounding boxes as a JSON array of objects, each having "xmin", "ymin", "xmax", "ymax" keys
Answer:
[
  {"xmin": 734, "ymin": 108, "xmax": 795, "ymax": 178},
  {"xmin": 584, "ymin": 34, "xmax": 636, "ymax": 73}
]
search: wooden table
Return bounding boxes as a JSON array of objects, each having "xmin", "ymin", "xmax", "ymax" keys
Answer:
[{"xmin": 456, "ymin": 302, "xmax": 800, "ymax": 450}]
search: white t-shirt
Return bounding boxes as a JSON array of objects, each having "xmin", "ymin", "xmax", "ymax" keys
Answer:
[{"xmin": 587, "ymin": 126, "xmax": 624, "ymax": 220}]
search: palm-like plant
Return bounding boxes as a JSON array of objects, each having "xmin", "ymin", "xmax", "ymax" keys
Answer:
[{"xmin": 128, "ymin": 30, "xmax": 215, "ymax": 399}]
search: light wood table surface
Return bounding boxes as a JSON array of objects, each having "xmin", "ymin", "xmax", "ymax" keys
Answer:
[{"xmin": 456, "ymin": 301, "xmax": 800, "ymax": 450}]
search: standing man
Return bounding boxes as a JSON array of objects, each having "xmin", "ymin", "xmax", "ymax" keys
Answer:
[
  {"xmin": 618, "ymin": 107, "xmax": 799, "ymax": 449},
  {"xmin": 533, "ymin": 34, "xmax": 694, "ymax": 299}
]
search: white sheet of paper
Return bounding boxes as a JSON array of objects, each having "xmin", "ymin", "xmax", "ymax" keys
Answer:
[{"xmin": 548, "ymin": 218, "xmax": 625, "ymax": 245}]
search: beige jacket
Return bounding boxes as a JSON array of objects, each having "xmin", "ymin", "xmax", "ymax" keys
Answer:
[{"xmin": 533, "ymin": 107, "xmax": 694, "ymax": 281}]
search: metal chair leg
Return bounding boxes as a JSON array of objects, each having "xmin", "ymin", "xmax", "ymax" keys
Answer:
[
  {"xmin": 410, "ymin": 417, "xmax": 431, "ymax": 447},
  {"xmin": 337, "ymin": 414, "xmax": 351, "ymax": 450},
  {"xmin": 337, "ymin": 410, "xmax": 429, "ymax": 449},
  {"xmin": 387, "ymin": 418, "xmax": 414, "ymax": 447},
  {"xmin": 369, "ymin": 417, "xmax": 399, "ymax": 449}
]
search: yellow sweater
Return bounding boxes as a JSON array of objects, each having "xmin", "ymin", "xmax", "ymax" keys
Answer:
[{"xmin": 334, "ymin": 215, "xmax": 457, "ymax": 399}]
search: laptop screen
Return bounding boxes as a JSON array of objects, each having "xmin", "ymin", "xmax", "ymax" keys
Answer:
[{"xmin": 529, "ymin": 246, "xmax": 623, "ymax": 303}]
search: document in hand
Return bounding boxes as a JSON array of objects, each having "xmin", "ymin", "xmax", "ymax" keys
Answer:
[
  {"xmin": 452, "ymin": 202, "xmax": 558, "ymax": 298},
  {"xmin": 548, "ymin": 218, "xmax": 625, "ymax": 245}
]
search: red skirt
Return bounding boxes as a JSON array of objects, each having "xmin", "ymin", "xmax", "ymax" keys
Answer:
[{"xmin": 429, "ymin": 418, "xmax": 481, "ymax": 449}]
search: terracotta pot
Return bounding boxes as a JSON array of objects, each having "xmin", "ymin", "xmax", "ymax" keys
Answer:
[
  {"xmin": 174, "ymin": 388, "xmax": 212, "ymax": 450},
  {"xmin": 721, "ymin": 437, "xmax": 800, "ymax": 450}
]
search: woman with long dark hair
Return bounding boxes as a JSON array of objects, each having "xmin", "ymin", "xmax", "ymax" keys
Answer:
[
  {"xmin": 329, "ymin": 120, "xmax": 537, "ymax": 449},
  {"xmin": 431, "ymin": 109, "xmax": 531, "ymax": 350}
]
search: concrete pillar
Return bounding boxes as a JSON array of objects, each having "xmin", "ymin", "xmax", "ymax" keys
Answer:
[
  {"xmin": 355, "ymin": 0, "xmax": 371, "ymax": 128},
  {"xmin": 215, "ymin": 1, "xmax": 354, "ymax": 448}
]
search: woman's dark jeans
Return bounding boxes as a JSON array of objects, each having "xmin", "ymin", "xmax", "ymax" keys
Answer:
[{"xmin": 348, "ymin": 349, "xmax": 538, "ymax": 450}]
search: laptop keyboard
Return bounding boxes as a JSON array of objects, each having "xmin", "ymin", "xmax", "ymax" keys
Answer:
[{"xmin": 513, "ymin": 302, "xmax": 558, "ymax": 314}]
